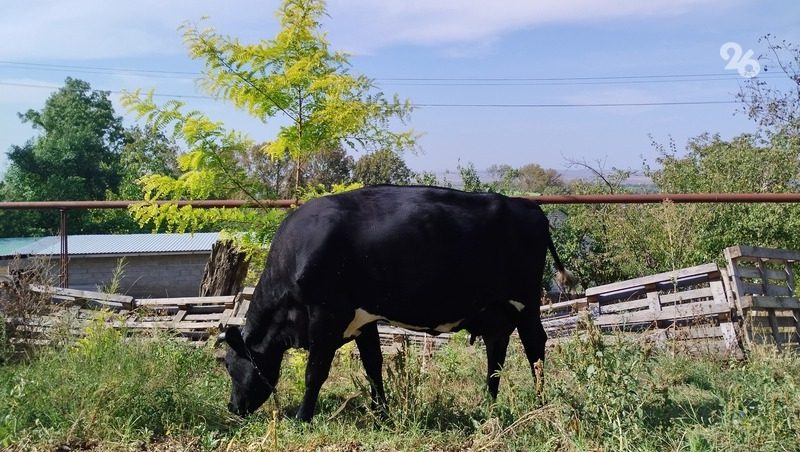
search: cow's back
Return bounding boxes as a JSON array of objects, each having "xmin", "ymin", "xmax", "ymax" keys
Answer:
[{"xmin": 263, "ymin": 185, "xmax": 550, "ymax": 328}]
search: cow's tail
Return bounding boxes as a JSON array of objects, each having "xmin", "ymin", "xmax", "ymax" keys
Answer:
[{"xmin": 547, "ymin": 233, "xmax": 577, "ymax": 290}]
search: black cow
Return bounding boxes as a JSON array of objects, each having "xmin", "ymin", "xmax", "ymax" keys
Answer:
[{"xmin": 219, "ymin": 185, "xmax": 573, "ymax": 421}]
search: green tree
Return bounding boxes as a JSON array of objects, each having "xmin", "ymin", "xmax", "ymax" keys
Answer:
[
  {"xmin": 456, "ymin": 162, "xmax": 488, "ymax": 192},
  {"xmin": 646, "ymin": 133, "xmax": 800, "ymax": 262},
  {"xmin": 304, "ymin": 146, "xmax": 354, "ymax": 189},
  {"xmin": 122, "ymin": 0, "xmax": 414, "ymax": 248},
  {"xmin": 353, "ymin": 149, "xmax": 411, "ymax": 185},
  {"xmin": 178, "ymin": 0, "xmax": 415, "ymax": 194},
  {"xmin": 738, "ymin": 35, "xmax": 800, "ymax": 137},
  {"xmin": 234, "ymin": 143, "xmax": 353, "ymax": 198},
  {"xmin": 516, "ymin": 163, "xmax": 564, "ymax": 193},
  {"xmin": 1, "ymin": 78, "xmax": 125, "ymax": 235},
  {"xmin": 116, "ymin": 127, "xmax": 182, "ymax": 200},
  {"xmin": 487, "ymin": 163, "xmax": 564, "ymax": 194}
]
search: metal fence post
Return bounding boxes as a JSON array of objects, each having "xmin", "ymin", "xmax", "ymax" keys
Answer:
[{"xmin": 59, "ymin": 208, "xmax": 69, "ymax": 288}]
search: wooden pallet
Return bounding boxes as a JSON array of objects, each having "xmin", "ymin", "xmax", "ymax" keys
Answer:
[
  {"xmin": 585, "ymin": 263, "xmax": 740, "ymax": 356},
  {"xmin": 23, "ymin": 284, "xmax": 239, "ymax": 341},
  {"xmin": 724, "ymin": 245, "xmax": 800, "ymax": 351},
  {"xmin": 541, "ymin": 297, "xmax": 587, "ymax": 338}
]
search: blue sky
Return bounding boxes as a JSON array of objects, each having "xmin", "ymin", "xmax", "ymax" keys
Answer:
[{"xmin": 0, "ymin": 0, "xmax": 797, "ymax": 176}]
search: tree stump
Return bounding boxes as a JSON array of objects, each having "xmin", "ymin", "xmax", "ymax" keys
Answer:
[{"xmin": 199, "ymin": 240, "xmax": 250, "ymax": 296}]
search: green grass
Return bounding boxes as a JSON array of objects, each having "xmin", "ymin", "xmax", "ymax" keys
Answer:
[{"xmin": 1, "ymin": 319, "xmax": 799, "ymax": 451}]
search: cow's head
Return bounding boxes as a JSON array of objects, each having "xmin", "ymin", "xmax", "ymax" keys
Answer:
[{"xmin": 219, "ymin": 326, "xmax": 284, "ymax": 416}]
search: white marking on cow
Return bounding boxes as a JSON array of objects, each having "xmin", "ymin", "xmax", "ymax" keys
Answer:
[
  {"xmin": 343, "ymin": 308, "xmax": 463, "ymax": 338},
  {"xmin": 508, "ymin": 300, "xmax": 526, "ymax": 312},
  {"xmin": 343, "ymin": 309, "xmax": 385, "ymax": 338}
]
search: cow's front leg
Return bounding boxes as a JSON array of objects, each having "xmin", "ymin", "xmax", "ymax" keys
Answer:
[
  {"xmin": 296, "ymin": 342, "xmax": 337, "ymax": 421},
  {"xmin": 296, "ymin": 309, "xmax": 346, "ymax": 421},
  {"xmin": 484, "ymin": 334, "xmax": 510, "ymax": 399},
  {"xmin": 355, "ymin": 322, "xmax": 386, "ymax": 409},
  {"xmin": 516, "ymin": 306, "xmax": 547, "ymax": 397}
]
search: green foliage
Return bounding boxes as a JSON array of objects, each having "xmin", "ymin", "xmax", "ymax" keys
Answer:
[
  {"xmin": 121, "ymin": 93, "xmax": 288, "ymax": 250},
  {"xmin": 488, "ymin": 163, "xmax": 565, "ymax": 194},
  {"xmin": 238, "ymin": 143, "xmax": 355, "ymax": 198},
  {"xmin": 413, "ymin": 170, "xmax": 450, "ymax": 188},
  {"xmin": 353, "ymin": 149, "xmax": 412, "ymax": 185},
  {"xmin": 120, "ymin": 0, "xmax": 415, "ymax": 249},
  {"xmin": 737, "ymin": 35, "xmax": 800, "ymax": 137},
  {"xmin": 1, "ymin": 78, "xmax": 126, "ymax": 235},
  {"xmin": 179, "ymin": 0, "xmax": 415, "ymax": 193},
  {"xmin": 0, "ymin": 320, "xmax": 232, "ymax": 448},
  {"xmin": 647, "ymin": 132, "xmax": 800, "ymax": 263},
  {"xmin": 457, "ymin": 162, "xmax": 488, "ymax": 192},
  {"xmin": 96, "ymin": 258, "xmax": 127, "ymax": 294},
  {"xmin": 117, "ymin": 126, "xmax": 182, "ymax": 200}
]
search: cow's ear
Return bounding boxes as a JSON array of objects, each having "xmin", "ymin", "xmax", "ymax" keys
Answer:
[{"xmin": 222, "ymin": 326, "xmax": 247, "ymax": 354}]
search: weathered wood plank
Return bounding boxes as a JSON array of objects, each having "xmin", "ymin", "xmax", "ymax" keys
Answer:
[
  {"xmin": 218, "ymin": 308, "xmax": 234, "ymax": 329},
  {"xmin": 726, "ymin": 245, "xmax": 800, "ymax": 262},
  {"xmin": 595, "ymin": 300, "xmax": 730, "ymax": 327},
  {"xmin": 184, "ymin": 313, "xmax": 223, "ymax": 322},
  {"xmin": 736, "ymin": 266, "xmax": 789, "ymax": 281},
  {"xmin": 768, "ymin": 308, "xmax": 783, "ymax": 348},
  {"xmin": 743, "ymin": 296, "xmax": 800, "ymax": 310},
  {"xmin": 724, "ymin": 247, "xmax": 748, "ymax": 318},
  {"xmin": 234, "ymin": 297, "xmax": 251, "ymax": 318},
  {"xmin": 765, "ymin": 285, "xmax": 792, "ymax": 297},
  {"xmin": 172, "ymin": 309, "xmax": 188, "ymax": 324},
  {"xmin": 740, "ymin": 282, "xmax": 766, "ymax": 296},
  {"xmin": 29, "ymin": 284, "xmax": 133, "ymax": 307},
  {"xmin": 710, "ymin": 279, "xmax": 739, "ymax": 351},
  {"xmin": 785, "ymin": 262, "xmax": 796, "ymax": 295},
  {"xmin": 110, "ymin": 320, "xmax": 221, "ymax": 330},
  {"xmin": 745, "ymin": 311, "xmax": 795, "ymax": 330},
  {"xmin": 586, "ymin": 263, "xmax": 719, "ymax": 298},
  {"xmin": 241, "ymin": 286, "xmax": 255, "ymax": 299},
  {"xmin": 542, "ymin": 316, "xmax": 580, "ymax": 329},
  {"xmin": 136, "ymin": 296, "xmax": 235, "ymax": 308},
  {"xmin": 659, "ymin": 288, "xmax": 714, "ymax": 305},
  {"xmin": 647, "ymin": 292, "xmax": 661, "ymax": 313},
  {"xmin": 665, "ymin": 325, "xmax": 725, "ymax": 340},
  {"xmin": 599, "ymin": 297, "xmax": 651, "ymax": 314},
  {"xmin": 540, "ymin": 297, "xmax": 586, "ymax": 314}
]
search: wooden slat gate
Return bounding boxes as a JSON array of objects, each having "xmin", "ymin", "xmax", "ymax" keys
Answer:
[
  {"xmin": 584, "ymin": 263, "xmax": 740, "ymax": 356},
  {"xmin": 724, "ymin": 245, "xmax": 800, "ymax": 351}
]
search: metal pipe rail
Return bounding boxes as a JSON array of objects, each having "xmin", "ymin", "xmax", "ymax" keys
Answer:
[
  {"xmin": 4, "ymin": 192, "xmax": 800, "ymax": 288},
  {"xmin": 4, "ymin": 192, "xmax": 800, "ymax": 210}
]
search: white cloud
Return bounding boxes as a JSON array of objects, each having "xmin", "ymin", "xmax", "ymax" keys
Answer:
[
  {"xmin": 325, "ymin": 0, "xmax": 731, "ymax": 54},
  {"xmin": 0, "ymin": 0, "xmax": 733, "ymax": 60},
  {"xmin": 0, "ymin": 0, "xmax": 282, "ymax": 60}
]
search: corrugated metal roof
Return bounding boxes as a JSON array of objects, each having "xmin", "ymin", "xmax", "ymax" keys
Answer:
[
  {"xmin": 3, "ymin": 233, "xmax": 219, "ymax": 257},
  {"xmin": 0, "ymin": 237, "xmax": 44, "ymax": 256}
]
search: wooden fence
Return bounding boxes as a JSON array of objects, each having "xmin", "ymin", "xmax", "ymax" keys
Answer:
[{"xmin": 5, "ymin": 245, "xmax": 800, "ymax": 356}]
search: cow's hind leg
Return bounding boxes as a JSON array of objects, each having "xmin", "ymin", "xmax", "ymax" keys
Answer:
[
  {"xmin": 484, "ymin": 333, "xmax": 510, "ymax": 400},
  {"xmin": 355, "ymin": 322, "xmax": 387, "ymax": 409},
  {"xmin": 517, "ymin": 305, "xmax": 547, "ymax": 397}
]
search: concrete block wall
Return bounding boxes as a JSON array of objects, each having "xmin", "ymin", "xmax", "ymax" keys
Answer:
[{"xmin": 67, "ymin": 254, "xmax": 210, "ymax": 298}]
